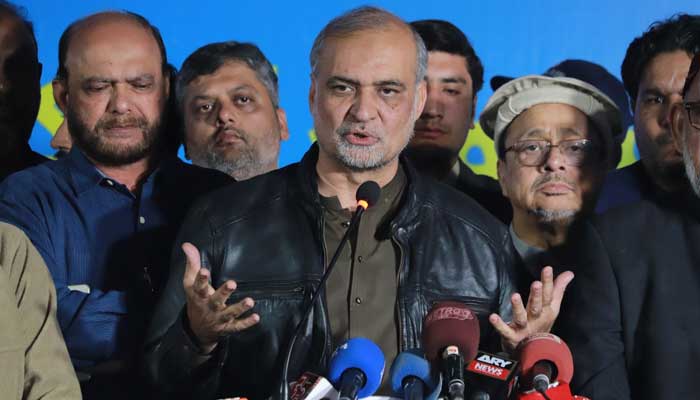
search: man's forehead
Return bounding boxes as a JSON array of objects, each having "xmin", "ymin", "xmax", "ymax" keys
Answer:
[
  {"xmin": 187, "ymin": 62, "xmax": 265, "ymax": 95},
  {"xmin": 0, "ymin": 14, "xmax": 35, "ymax": 54},
  {"xmin": 507, "ymin": 105, "xmax": 590, "ymax": 140},
  {"xmin": 640, "ymin": 51, "xmax": 691, "ymax": 91}
]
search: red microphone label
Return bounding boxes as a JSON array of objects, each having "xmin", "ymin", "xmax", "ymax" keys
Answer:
[
  {"xmin": 466, "ymin": 352, "xmax": 517, "ymax": 381},
  {"xmin": 425, "ymin": 305, "xmax": 475, "ymax": 324}
]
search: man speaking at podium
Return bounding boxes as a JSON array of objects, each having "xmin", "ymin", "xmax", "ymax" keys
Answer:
[{"xmin": 146, "ymin": 7, "xmax": 569, "ymax": 399}]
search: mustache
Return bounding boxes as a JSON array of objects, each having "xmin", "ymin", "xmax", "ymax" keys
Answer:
[
  {"xmin": 336, "ymin": 122, "xmax": 379, "ymax": 138},
  {"xmin": 96, "ymin": 116, "xmax": 148, "ymax": 130},
  {"xmin": 533, "ymin": 173, "xmax": 576, "ymax": 189},
  {"xmin": 215, "ymin": 125, "xmax": 248, "ymax": 142}
]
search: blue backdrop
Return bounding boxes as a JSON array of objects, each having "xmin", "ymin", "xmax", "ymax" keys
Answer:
[{"xmin": 20, "ymin": 0, "xmax": 700, "ymax": 176}]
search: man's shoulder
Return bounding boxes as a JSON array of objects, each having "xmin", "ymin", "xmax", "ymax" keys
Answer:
[
  {"xmin": 187, "ymin": 162, "xmax": 300, "ymax": 226},
  {"xmin": 414, "ymin": 173, "xmax": 508, "ymax": 241},
  {"xmin": 0, "ymin": 160, "xmax": 69, "ymax": 198}
]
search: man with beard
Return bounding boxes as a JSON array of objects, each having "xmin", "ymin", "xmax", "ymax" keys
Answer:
[
  {"xmin": 0, "ymin": 11, "xmax": 230, "ymax": 399},
  {"xmin": 145, "ymin": 7, "xmax": 568, "ymax": 399},
  {"xmin": 0, "ymin": 2, "xmax": 47, "ymax": 181},
  {"xmin": 554, "ymin": 53, "xmax": 700, "ymax": 400},
  {"xmin": 479, "ymin": 75, "xmax": 619, "ymax": 295},
  {"xmin": 596, "ymin": 14, "xmax": 700, "ymax": 212},
  {"xmin": 178, "ymin": 42, "xmax": 289, "ymax": 180},
  {"xmin": 406, "ymin": 20, "xmax": 512, "ymax": 223}
]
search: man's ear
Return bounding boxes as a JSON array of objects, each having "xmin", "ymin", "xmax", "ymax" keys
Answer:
[
  {"xmin": 52, "ymin": 78, "xmax": 68, "ymax": 114},
  {"xmin": 276, "ymin": 108, "xmax": 290, "ymax": 141},
  {"xmin": 415, "ymin": 79, "xmax": 428, "ymax": 116},
  {"xmin": 308, "ymin": 76, "xmax": 317, "ymax": 114},
  {"xmin": 496, "ymin": 158, "xmax": 509, "ymax": 198},
  {"xmin": 670, "ymin": 102, "xmax": 686, "ymax": 155},
  {"xmin": 469, "ymin": 94, "xmax": 477, "ymax": 130}
]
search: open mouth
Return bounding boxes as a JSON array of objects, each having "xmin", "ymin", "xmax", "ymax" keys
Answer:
[{"xmin": 344, "ymin": 132, "xmax": 378, "ymax": 146}]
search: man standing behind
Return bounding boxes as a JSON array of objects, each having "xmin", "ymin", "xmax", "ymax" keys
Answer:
[
  {"xmin": 597, "ymin": 14, "xmax": 700, "ymax": 211},
  {"xmin": 556, "ymin": 52, "xmax": 700, "ymax": 399},
  {"xmin": 407, "ymin": 20, "xmax": 511, "ymax": 222},
  {"xmin": 0, "ymin": 1, "xmax": 47, "ymax": 181},
  {"xmin": 178, "ymin": 42, "xmax": 289, "ymax": 180},
  {"xmin": 480, "ymin": 75, "xmax": 619, "ymax": 294},
  {"xmin": 146, "ymin": 7, "xmax": 565, "ymax": 399},
  {"xmin": 0, "ymin": 11, "xmax": 229, "ymax": 399}
]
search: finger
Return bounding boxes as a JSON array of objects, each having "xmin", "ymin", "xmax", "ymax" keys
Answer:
[
  {"xmin": 192, "ymin": 267, "xmax": 213, "ymax": 300},
  {"xmin": 182, "ymin": 242, "xmax": 202, "ymax": 287},
  {"xmin": 488, "ymin": 313, "xmax": 514, "ymax": 337},
  {"xmin": 222, "ymin": 313, "xmax": 261, "ymax": 334},
  {"xmin": 540, "ymin": 266, "xmax": 554, "ymax": 305},
  {"xmin": 511, "ymin": 293, "xmax": 528, "ymax": 327},
  {"xmin": 208, "ymin": 280, "xmax": 238, "ymax": 312},
  {"xmin": 218, "ymin": 297, "xmax": 255, "ymax": 323},
  {"xmin": 551, "ymin": 271, "xmax": 575, "ymax": 306},
  {"xmin": 527, "ymin": 281, "xmax": 543, "ymax": 317}
]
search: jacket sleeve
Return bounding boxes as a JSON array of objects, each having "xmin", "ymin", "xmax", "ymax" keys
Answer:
[
  {"xmin": 0, "ymin": 184, "xmax": 128, "ymax": 366},
  {"xmin": 0, "ymin": 223, "xmax": 82, "ymax": 399},
  {"xmin": 144, "ymin": 200, "xmax": 227, "ymax": 399},
  {"xmin": 554, "ymin": 220, "xmax": 631, "ymax": 400}
]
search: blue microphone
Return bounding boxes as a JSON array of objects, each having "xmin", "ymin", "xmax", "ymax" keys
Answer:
[
  {"xmin": 328, "ymin": 338, "xmax": 385, "ymax": 400},
  {"xmin": 390, "ymin": 350, "xmax": 441, "ymax": 400}
]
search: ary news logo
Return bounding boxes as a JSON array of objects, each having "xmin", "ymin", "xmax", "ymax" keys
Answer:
[
  {"xmin": 425, "ymin": 305, "xmax": 475, "ymax": 324},
  {"xmin": 466, "ymin": 352, "xmax": 516, "ymax": 381}
]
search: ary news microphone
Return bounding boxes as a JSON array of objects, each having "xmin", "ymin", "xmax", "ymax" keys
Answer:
[
  {"xmin": 389, "ymin": 350, "xmax": 442, "ymax": 400},
  {"xmin": 278, "ymin": 181, "xmax": 381, "ymax": 400},
  {"xmin": 516, "ymin": 333, "xmax": 577, "ymax": 400},
  {"xmin": 328, "ymin": 338, "xmax": 385, "ymax": 400},
  {"xmin": 422, "ymin": 302, "xmax": 480, "ymax": 400},
  {"xmin": 464, "ymin": 351, "xmax": 518, "ymax": 400}
]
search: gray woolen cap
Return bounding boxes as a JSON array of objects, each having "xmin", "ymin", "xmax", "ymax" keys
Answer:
[{"xmin": 479, "ymin": 75, "xmax": 622, "ymax": 168}]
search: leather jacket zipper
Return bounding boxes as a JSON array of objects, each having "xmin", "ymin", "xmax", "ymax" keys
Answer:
[{"xmin": 392, "ymin": 228, "xmax": 407, "ymax": 352}]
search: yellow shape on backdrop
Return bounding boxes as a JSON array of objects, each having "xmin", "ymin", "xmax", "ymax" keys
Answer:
[{"xmin": 37, "ymin": 82, "xmax": 63, "ymax": 135}]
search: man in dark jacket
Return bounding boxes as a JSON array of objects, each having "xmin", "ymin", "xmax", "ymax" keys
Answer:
[
  {"xmin": 145, "ymin": 7, "xmax": 568, "ymax": 399},
  {"xmin": 556, "ymin": 53, "xmax": 700, "ymax": 399}
]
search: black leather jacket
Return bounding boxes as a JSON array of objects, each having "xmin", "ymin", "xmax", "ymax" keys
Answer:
[{"xmin": 145, "ymin": 145, "xmax": 516, "ymax": 399}]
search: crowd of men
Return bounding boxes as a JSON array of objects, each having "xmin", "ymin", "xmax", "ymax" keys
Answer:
[{"xmin": 0, "ymin": 1, "xmax": 698, "ymax": 399}]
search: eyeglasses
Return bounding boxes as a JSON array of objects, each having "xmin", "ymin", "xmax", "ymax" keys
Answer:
[
  {"xmin": 684, "ymin": 101, "xmax": 700, "ymax": 130},
  {"xmin": 503, "ymin": 139, "xmax": 597, "ymax": 167}
]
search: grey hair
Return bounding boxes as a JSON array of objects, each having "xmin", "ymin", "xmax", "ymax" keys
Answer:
[
  {"xmin": 309, "ymin": 6, "xmax": 427, "ymax": 83},
  {"xmin": 175, "ymin": 41, "xmax": 279, "ymax": 112}
]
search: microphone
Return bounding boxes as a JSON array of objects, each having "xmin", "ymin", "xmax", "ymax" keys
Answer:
[
  {"xmin": 515, "ymin": 333, "xmax": 575, "ymax": 400},
  {"xmin": 464, "ymin": 351, "xmax": 518, "ymax": 400},
  {"xmin": 389, "ymin": 350, "xmax": 441, "ymax": 400},
  {"xmin": 328, "ymin": 337, "xmax": 385, "ymax": 400},
  {"xmin": 278, "ymin": 181, "xmax": 381, "ymax": 400},
  {"xmin": 422, "ymin": 302, "xmax": 480, "ymax": 400}
]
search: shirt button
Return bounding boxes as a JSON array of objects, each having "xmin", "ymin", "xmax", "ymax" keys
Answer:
[
  {"xmin": 139, "ymin": 216, "xmax": 146, "ymax": 224},
  {"xmin": 341, "ymin": 221, "xmax": 351, "ymax": 228},
  {"xmin": 106, "ymin": 180, "xmax": 114, "ymax": 186},
  {"xmin": 355, "ymin": 297, "xmax": 363, "ymax": 304},
  {"xmin": 357, "ymin": 256, "xmax": 363, "ymax": 263}
]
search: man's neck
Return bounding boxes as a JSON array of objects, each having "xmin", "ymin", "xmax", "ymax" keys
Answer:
[
  {"xmin": 316, "ymin": 153, "xmax": 399, "ymax": 210},
  {"xmin": 89, "ymin": 155, "xmax": 156, "ymax": 193},
  {"xmin": 511, "ymin": 212, "xmax": 570, "ymax": 249}
]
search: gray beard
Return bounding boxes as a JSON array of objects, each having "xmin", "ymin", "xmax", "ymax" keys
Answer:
[
  {"xmin": 682, "ymin": 142, "xmax": 700, "ymax": 198},
  {"xmin": 529, "ymin": 208, "xmax": 577, "ymax": 224},
  {"xmin": 192, "ymin": 147, "xmax": 268, "ymax": 181}
]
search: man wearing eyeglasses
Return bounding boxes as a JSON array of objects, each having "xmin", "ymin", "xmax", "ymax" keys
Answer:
[
  {"xmin": 550, "ymin": 54, "xmax": 700, "ymax": 399},
  {"xmin": 479, "ymin": 75, "xmax": 621, "ymax": 295}
]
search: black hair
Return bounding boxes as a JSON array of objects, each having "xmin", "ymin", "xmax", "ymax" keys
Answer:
[
  {"xmin": 622, "ymin": 13, "xmax": 700, "ymax": 108},
  {"xmin": 175, "ymin": 41, "xmax": 279, "ymax": 110},
  {"xmin": 55, "ymin": 11, "xmax": 168, "ymax": 80},
  {"xmin": 0, "ymin": 1, "xmax": 37, "ymax": 51},
  {"xmin": 410, "ymin": 19, "xmax": 484, "ymax": 98},
  {"xmin": 683, "ymin": 54, "xmax": 700, "ymax": 99}
]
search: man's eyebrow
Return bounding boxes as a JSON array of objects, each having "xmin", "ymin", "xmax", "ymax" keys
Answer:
[
  {"xmin": 327, "ymin": 75, "xmax": 360, "ymax": 86},
  {"xmin": 374, "ymin": 79, "xmax": 406, "ymax": 89},
  {"xmin": 439, "ymin": 76, "xmax": 468, "ymax": 85}
]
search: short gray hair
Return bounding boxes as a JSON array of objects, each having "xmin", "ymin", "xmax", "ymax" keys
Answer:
[
  {"xmin": 309, "ymin": 6, "xmax": 427, "ymax": 83},
  {"xmin": 176, "ymin": 41, "xmax": 279, "ymax": 112}
]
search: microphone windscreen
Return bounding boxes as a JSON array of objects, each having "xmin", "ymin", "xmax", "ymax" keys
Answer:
[
  {"xmin": 356, "ymin": 181, "xmax": 381, "ymax": 208},
  {"xmin": 389, "ymin": 350, "xmax": 434, "ymax": 395},
  {"xmin": 328, "ymin": 337, "xmax": 385, "ymax": 398},
  {"xmin": 516, "ymin": 333, "xmax": 574, "ymax": 385},
  {"xmin": 422, "ymin": 301, "xmax": 480, "ymax": 363}
]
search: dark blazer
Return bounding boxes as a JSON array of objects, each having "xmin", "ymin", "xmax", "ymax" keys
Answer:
[{"xmin": 555, "ymin": 192, "xmax": 700, "ymax": 399}]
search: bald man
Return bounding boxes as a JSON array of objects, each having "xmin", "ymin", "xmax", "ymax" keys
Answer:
[{"xmin": 0, "ymin": 11, "xmax": 230, "ymax": 399}]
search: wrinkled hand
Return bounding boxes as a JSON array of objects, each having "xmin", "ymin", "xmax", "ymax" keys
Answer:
[
  {"xmin": 489, "ymin": 266, "xmax": 574, "ymax": 353},
  {"xmin": 182, "ymin": 242, "xmax": 260, "ymax": 354}
]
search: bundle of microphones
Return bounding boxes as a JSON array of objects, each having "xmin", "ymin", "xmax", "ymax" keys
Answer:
[{"xmin": 274, "ymin": 182, "xmax": 591, "ymax": 400}]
